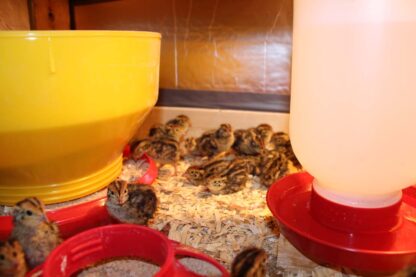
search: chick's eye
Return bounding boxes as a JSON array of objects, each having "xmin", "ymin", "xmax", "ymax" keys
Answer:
[
  {"xmin": 12, "ymin": 251, "xmax": 17, "ymax": 257},
  {"xmin": 26, "ymin": 210, "xmax": 33, "ymax": 216},
  {"xmin": 0, "ymin": 254, "xmax": 4, "ymax": 260},
  {"xmin": 124, "ymin": 190, "xmax": 127, "ymax": 194}
]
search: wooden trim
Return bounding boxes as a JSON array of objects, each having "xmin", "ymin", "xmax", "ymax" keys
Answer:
[
  {"xmin": 72, "ymin": 0, "xmax": 122, "ymax": 5},
  {"xmin": 157, "ymin": 89, "xmax": 291, "ymax": 113},
  {"xmin": 69, "ymin": 0, "xmax": 76, "ymax": 29},
  {"xmin": 28, "ymin": 0, "xmax": 70, "ymax": 30}
]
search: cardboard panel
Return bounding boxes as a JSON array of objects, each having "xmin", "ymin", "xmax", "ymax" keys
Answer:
[
  {"xmin": 0, "ymin": 0, "xmax": 30, "ymax": 30},
  {"xmin": 74, "ymin": 0, "xmax": 293, "ymax": 95}
]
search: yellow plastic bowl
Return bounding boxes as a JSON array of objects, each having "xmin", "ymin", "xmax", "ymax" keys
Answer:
[{"xmin": 0, "ymin": 31, "xmax": 160, "ymax": 204}]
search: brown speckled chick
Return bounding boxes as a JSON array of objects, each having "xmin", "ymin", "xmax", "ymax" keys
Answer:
[
  {"xmin": 259, "ymin": 150, "xmax": 295, "ymax": 187},
  {"xmin": 255, "ymin": 124, "xmax": 273, "ymax": 149},
  {"xmin": 270, "ymin": 132, "xmax": 290, "ymax": 152},
  {"xmin": 0, "ymin": 240, "xmax": 27, "ymax": 277},
  {"xmin": 106, "ymin": 180, "xmax": 158, "ymax": 225},
  {"xmin": 182, "ymin": 166, "xmax": 205, "ymax": 186},
  {"xmin": 231, "ymin": 247, "xmax": 267, "ymax": 277},
  {"xmin": 183, "ymin": 156, "xmax": 233, "ymax": 186},
  {"xmin": 270, "ymin": 132, "xmax": 302, "ymax": 169},
  {"xmin": 235, "ymin": 155, "xmax": 262, "ymax": 176},
  {"xmin": 148, "ymin": 123, "xmax": 168, "ymax": 139},
  {"xmin": 205, "ymin": 158, "xmax": 249, "ymax": 195},
  {"xmin": 194, "ymin": 124, "xmax": 235, "ymax": 157},
  {"xmin": 194, "ymin": 130, "xmax": 217, "ymax": 157},
  {"xmin": 133, "ymin": 137, "xmax": 181, "ymax": 173},
  {"xmin": 212, "ymin": 123, "xmax": 235, "ymax": 153},
  {"xmin": 180, "ymin": 137, "xmax": 198, "ymax": 157},
  {"xmin": 233, "ymin": 128, "xmax": 263, "ymax": 156},
  {"xmin": 165, "ymin": 114, "xmax": 191, "ymax": 142},
  {"xmin": 11, "ymin": 197, "xmax": 62, "ymax": 268}
]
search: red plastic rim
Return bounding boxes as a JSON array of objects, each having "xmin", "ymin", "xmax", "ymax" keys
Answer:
[
  {"xmin": 37, "ymin": 224, "xmax": 228, "ymax": 277},
  {"xmin": 266, "ymin": 172, "xmax": 416, "ymax": 275},
  {"xmin": 122, "ymin": 144, "xmax": 131, "ymax": 158},
  {"xmin": 42, "ymin": 224, "xmax": 176, "ymax": 277},
  {"xmin": 0, "ymin": 154, "xmax": 158, "ymax": 241},
  {"xmin": 134, "ymin": 153, "xmax": 158, "ymax": 185}
]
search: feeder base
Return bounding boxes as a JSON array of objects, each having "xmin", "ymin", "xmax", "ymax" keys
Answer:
[{"xmin": 266, "ymin": 172, "xmax": 416, "ymax": 275}]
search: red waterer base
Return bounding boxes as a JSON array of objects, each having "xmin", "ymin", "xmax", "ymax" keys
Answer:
[{"xmin": 266, "ymin": 172, "xmax": 416, "ymax": 275}]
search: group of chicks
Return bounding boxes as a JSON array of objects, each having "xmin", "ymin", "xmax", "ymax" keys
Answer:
[
  {"xmin": 131, "ymin": 114, "xmax": 301, "ymax": 195},
  {"xmin": 0, "ymin": 197, "xmax": 61, "ymax": 277},
  {"xmin": 0, "ymin": 179, "xmax": 160, "ymax": 277},
  {"xmin": 104, "ymin": 179, "xmax": 268, "ymax": 277},
  {"xmin": 101, "ymin": 114, "xmax": 289, "ymax": 276},
  {"xmin": 105, "ymin": 178, "xmax": 268, "ymax": 276},
  {"xmin": 0, "ymin": 114, "xmax": 295, "ymax": 277},
  {"xmin": 0, "ymin": 194, "xmax": 267, "ymax": 277}
]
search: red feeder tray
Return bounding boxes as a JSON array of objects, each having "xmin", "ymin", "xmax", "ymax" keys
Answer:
[
  {"xmin": 28, "ymin": 224, "xmax": 229, "ymax": 277},
  {"xmin": 267, "ymin": 172, "xmax": 416, "ymax": 275},
  {"xmin": 0, "ymin": 153, "xmax": 158, "ymax": 241}
]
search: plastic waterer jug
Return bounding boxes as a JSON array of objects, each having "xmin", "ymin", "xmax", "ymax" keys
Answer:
[
  {"xmin": 290, "ymin": 0, "xmax": 416, "ymax": 207},
  {"xmin": 267, "ymin": 1, "xmax": 416, "ymax": 274}
]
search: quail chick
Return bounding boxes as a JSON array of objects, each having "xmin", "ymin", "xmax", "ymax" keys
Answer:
[
  {"xmin": 270, "ymin": 132, "xmax": 289, "ymax": 149},
  {"xmin": 0, "ymin": 240, "xmax": 27, "ymax": 277},
  {"xmin": 259, "ymin": 150, "xmax": 294, "ymax": 187},
  {"xmin": 165, "ymin": 114, "xmax": 191, "ymax": 141},
  {"xmin": 194, "ymin": 124, "xmax": 235, "ymax": 157},
  {"xmin": 133, "ymin": 137, "xmax": 181, "ymax": 174},
  {"xmin": 205, "ymin": 176, "xmax": 229, "ymax": 195},
  {"xmin": 106, "ymin": 180, "xmax": 158, "ymax": 225},
  {"xmin": 231, "ymin": 247, "xmax": 267, "ymax": 277},
  {"xmin": 180, "ymin": 137, "xmax": 198, "ymax": 157},
  {"xmin": 206, "ymin": 158, "xmax": 249, "ymax": 195},
  {"xmin": 148, "ymin": 123, "xmax": 168, "ymax": 139},
  {"xmin": 132, "ymin": 138, "xmax": 153, "ymax": 157},
  {"xmin": 270, "ymin": 132, "xmax": 302, "ymax": 168},
  {"xmin": 183, "ymin": 156, "xmax": 233, "ymax": 186},
  {"xmin": 285, "ymin": 144, "xmax": 302, "ymax": 169},
  {"xmin": 233, "ymin": 128, "xmax": 263, "ymax": 156},
  {"xmin": 212, "ymin": 123, "xmax": 235, "ymax": 153},
  {"xmin": 195, "ymin": 130, "xmax": 217, "ymax": 157},
  {"xmin": 236, "ymin": 155, "xmax": 262, "ymax": 176},
  {"xmin": 11, "ymin": 197, "xmax": 62, "ymax": 268},
  {"xmin": 255, "ymin": 124, "xmax": 273, "ymax": 149},
  {"xmin": 183, "ymin": 166, "xmax": 205, "ymax": 186}
]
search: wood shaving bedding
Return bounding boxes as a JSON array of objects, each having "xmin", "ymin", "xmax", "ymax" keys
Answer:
[
  {"xmin": 150, "ymin": 161, "xmax": 316, "ymax": 276},
  {"xmin": 146, "ymin": 161, "xmax": 353, "ymax": 277}
]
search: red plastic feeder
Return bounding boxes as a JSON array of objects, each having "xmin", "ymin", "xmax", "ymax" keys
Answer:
[
  {"xmin": 267, "ymin": 172, "xmax": 416, "ymax": 275},
  {"xmin": 28, "ymin": 224, "xmax": 229, "ymax": 277}
]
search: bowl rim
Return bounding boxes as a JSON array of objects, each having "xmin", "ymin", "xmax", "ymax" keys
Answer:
[{"xmin": 0, "ymin": 30, "xmax": 161, "ymax": 38}]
